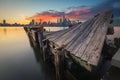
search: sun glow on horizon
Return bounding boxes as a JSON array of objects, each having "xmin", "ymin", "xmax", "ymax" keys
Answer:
[{"xmin": 0, "ymin": 0, "xmax": 119, "ymax": 25}]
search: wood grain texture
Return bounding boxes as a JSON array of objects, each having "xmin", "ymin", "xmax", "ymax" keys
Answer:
[{"xmin": 45, "ymin": 11, "xmax": 113, "ymax": 66}]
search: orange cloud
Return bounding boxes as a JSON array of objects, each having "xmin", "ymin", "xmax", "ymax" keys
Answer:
[
  {"xmin": 76, "ymin": 8, "xmax": 91, "ymax": 13},
  {"xmin": 26, "ymin": 13, "xmax": 61, "ymax": 23},
  {"xmin": 26, "ymin": 8, "xmax": 91, "ymax": 23}
]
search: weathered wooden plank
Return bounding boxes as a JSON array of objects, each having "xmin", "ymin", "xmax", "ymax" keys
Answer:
[
  {"xmin": 54, "ymin": 24, "xmax": 80, "ymax": 41},
  {"xmin": 75, "ymin": 31, "xmax": 95, "ymax": 57},
  {"xmin": 63, "ymin": 19, "xmax": 94, "ymax": 44},
  {"xmin": 88, "ymin": 24, "xmax": 107, "ymax": 65},
  {"xmin": 88, "ymin": 13, "xmax": 112, "ymax": 65},
  {"xmin": 54, "ymin": 24, "xmax": 81, "ymax": 46},
  {"xmin": 46, "ymin": 25, "xmax": 76, "ymax": 41},
  {"xmin": 69, "ymin": 54, "xmax": 92, "ymax": 71},
  {"xmin": 65, "ymin": 18, "xmax": 95, "ymax": 51},
  {"xmin": 75, "ymin": 14, "xmax": 105, "ymax": 58},
  {"xmin": 67, "ymin": 18, "xmax": 97, "ymax": 52},
  {"xmin": 111, "ymin": 48, "xmax": 120, "ymax": 68},
  {"xmin": 43, "ymin": 32, "xmax": 54, "ymax": 36},
  {"xmin": 45, "ymin": 29, "xmax": 66, "ymax": 39},
  {"xmin": 50, "ymin": 25, "xmax": 78, "ymax": 41},
  {"xmin": 81, "ymin": 25, "xmax": 103, "ymax": 62},
  {"xmin": 68, "ymin": 14, "xmax": 104, "ymax": 57},
  {"xmin": 46, "ymin": 10, "xmax": 113, "ymax": 66},
  {"xmin": 64, "ymin": 18, "xmax": 95, "ymax": 51},
  {"xmin": 81, "ymin": 11, "xmax": 112, "ymax": 65}
]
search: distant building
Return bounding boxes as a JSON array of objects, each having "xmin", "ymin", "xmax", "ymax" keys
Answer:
[
  {"xmin": 39, "ymin": 19, "xmax": 42, "ymax": 25},
  {"xmin": 59, "ymin": 18, "xmax": 62, "ymax": 25},
  {"xmin": 56, "ymin": 15, "xmax": 71, "ymax": 26},
  {"xmin": 31, "ymin": 19, "xmax": 35, "ymax": 26},
  {"xmin": 36, "ymin": 15, "xmax": 71, "ymax": 27},
  {"xmin": 62, "ymin": 15, "xmax": 65, "ymax": 22},
  {"xmin": 0, "ymin": 23, "xmax": 2, "ymax": 26},
  {"xmin": 12, "ymin": 23, "xmax": 19, "ymax": 26},
  {"xmin": 43, "ymin": 21, "xmax": 47, "ymax": 26},
  {"xmin": 48, "ymin": 21, "xmax": 51, "ymax": 25},
  {"xmin": 35, "ymin": 22, "xmax": 39, "ymax": 26},
  {"xmin": 29, "ymin": 19, "xmax": 35, "ymax": 26},
  {"xmin": 3, "ymin": 20, "xmax": 6, "ymax": 25}
]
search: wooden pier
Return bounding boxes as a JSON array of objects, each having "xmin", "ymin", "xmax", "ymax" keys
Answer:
[
  {"xmin": 44, "ymin": 10, "xmax": 113, "ymax": 68},
  {"xmin": 24, "ymin": 10, "xmax": 115, "ymax": 80},
  {"xmin": 112, "ymin": 48, "xmax": 120, "ymax": 68}
]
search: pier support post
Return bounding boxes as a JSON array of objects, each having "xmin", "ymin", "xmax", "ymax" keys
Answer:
[
  {"xmin": 42, "ymin": 39, "xmax": 50, "ymax": 62},
  {"xmin": 38, "ymin": 30, "xmax": 47, "ymax": 61},
  {"xmin": 38, "ymin": 31, "xmax": 44, "ymax": 48},
  {"xmin": 54, "ymin": 49, "xmax": 65, "ymax": 80},
  {"xmin": 42, "ymin": 40, "xmax": 46, "ymax": 62},
  {"xmin": 55, "ymin": 53, "xmax": 61, "ymax": 80}
]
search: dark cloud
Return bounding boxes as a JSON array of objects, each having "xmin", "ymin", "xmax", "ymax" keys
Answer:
[
  {"xmin": 89, "ymin": 0, "xmax": 120, "ymax": 13},
  {"xmin": 67, "ymin": 5, "xmax": 89, "ymax": 10},
  {"xmin": 32, "ymin": 10, "xmax": 65, "ymax": 18}
]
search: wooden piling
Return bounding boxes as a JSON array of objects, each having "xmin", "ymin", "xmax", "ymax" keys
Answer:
[
  {"xmin": 107, "ymin": 24, "xmax": 114, "ymax": 35},
  {"xmin": 54, "ymin": 52, "xmax": 61, "ymax": 80}
]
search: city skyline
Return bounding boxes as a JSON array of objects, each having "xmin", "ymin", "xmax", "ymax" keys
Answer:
[
  {"xmin": 0, "ymin": 0, "xmax": 120, "ymax": 25},
  {"xmin": 0, "ymin": 15, "xmax": 72, "ymax": 27}
]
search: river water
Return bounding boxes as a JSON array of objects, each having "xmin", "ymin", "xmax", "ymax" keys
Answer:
[{"xmin": 0, "ymin": 27, "xmax": 57, "ymax": 80}]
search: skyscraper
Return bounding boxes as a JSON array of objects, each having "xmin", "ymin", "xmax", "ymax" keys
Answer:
[
  {"xmin": 3, "ymin": 20, "xmax": 6, "ymax": 25},
  {"xmin": 39, "ymin": 19, "xmax": 42, "ymax": 25},
  {"xmin": 31, "ymin": 19, "xmax": 35, "ymax": 26},
  {"xmin": 62, "ymin": 15, "xmax": 65, "ymax": 23},
  {"xmin": 29, "ymin": 19, "xmax": 35, "ymax": 27}
]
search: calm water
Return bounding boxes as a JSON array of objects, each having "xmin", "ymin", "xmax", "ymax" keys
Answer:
[{"xmin": 0, "ymin": 27, "xmax": 55, "ymax": 80}]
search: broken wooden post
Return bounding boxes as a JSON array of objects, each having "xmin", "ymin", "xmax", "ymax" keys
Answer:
[
  {"xmin": 54, "ymin": 52, "xmax": 61, "ymax": 80},
  {"xmin": 54, "ymin": 50, "xmax": 65, "ymax": 80},
  {"xmin": 107, "ymin": 24, "xmax": 114, "ymax": 35},
  {"xmin": 42, "ymin": 40, "xmax": 46, "ymax": 61},
  {"xmin": 114, "ymin": 38, "xmax": 120, "ymax": 48},
  {"xmin": 111, "ymin": 48, "xmax": 120, "ymax": 68}
]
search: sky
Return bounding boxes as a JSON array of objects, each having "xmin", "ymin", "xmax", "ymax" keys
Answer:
[{"xmin": 0, "ymin": 0, "xmax": 120, "ymax": 25}]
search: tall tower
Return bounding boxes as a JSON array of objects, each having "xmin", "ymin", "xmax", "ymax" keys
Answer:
[
  {"xmin": 39, "ymin": 19, "xmax": 42, "ymax": 25},
  {"xmin": 57, "ymin": 19, "xmax": 59, "ymax": 23},
  {"xmin": 62, "ymin": 15, "xmax": 66, "ymax": 26},
  {"xmin": 3, "ymin": 20, "xmax": 6, "ymax": 25},
  {"xmin": 62, "ymin": 15, "xmax": 65, "ymax": 23},
  {"xmin": 31, "ymin": 19, "xmax": 35, "ymax": 26},
  {"xmin": 60, "ymin": 18, "xmax": 62, "ymax": 24}
]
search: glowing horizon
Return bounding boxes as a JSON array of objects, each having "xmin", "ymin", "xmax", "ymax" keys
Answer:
[{"xmin": 0, "ymin": 0, "xmax": 120, "ymax": 25}]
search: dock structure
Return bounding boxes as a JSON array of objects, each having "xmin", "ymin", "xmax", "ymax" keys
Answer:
[
  {"xmin": 24, "ymin": 10, "xmax": 114, "ymax": 80},
  {"xmin": 43, "ymin": 11, "xmax": 113, "ymax": 71},
  {"xmin": 112, "ymin": 48, "xmax": 120, "ymax": 68}
]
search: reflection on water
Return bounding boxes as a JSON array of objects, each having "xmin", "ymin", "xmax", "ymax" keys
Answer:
[
  {"xmin": 3, "ymin": 28, "xmax": 7, "ymax": 35},
  {"xmin": 0, "ymin": 27, "xmax": 55, "ymax": 80}
]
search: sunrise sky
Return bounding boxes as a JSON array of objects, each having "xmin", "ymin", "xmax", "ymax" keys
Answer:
[{"xmin": 0, "ymin": 0, "xmax": 120, "ymax": 25}]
